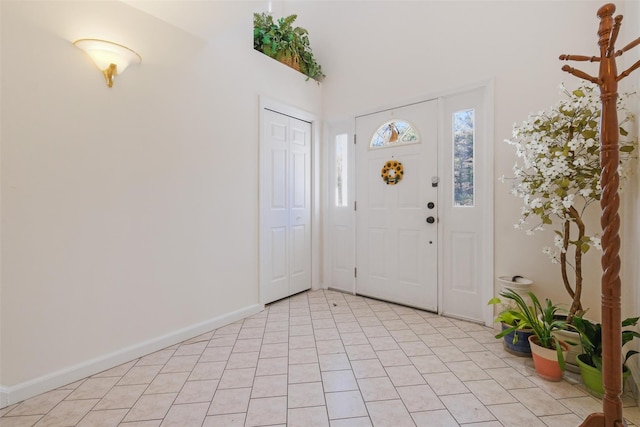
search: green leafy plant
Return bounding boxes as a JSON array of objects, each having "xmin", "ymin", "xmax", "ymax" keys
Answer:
[
  {"xmin": 503, "ymin": 83, "xmax": 637, "ymax": 323},
  {"xmin": 253, "ymin": 12, "xmax": 325, "ymax": 82},
  {"xmin": 572, "ymin": 315, "xmax": 640, "ymax": 371},
  {"xmin": 490, "ymin": 288, "xmax": 569, "ymax": 370},
  {"xmin": 488, "ymin": 296, "xmax": 532, "ymax": 345}
]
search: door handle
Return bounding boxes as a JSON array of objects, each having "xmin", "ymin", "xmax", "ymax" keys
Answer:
[{"xmin": 426, "ymin": 216, "xmax": 435, "ymax": 224}]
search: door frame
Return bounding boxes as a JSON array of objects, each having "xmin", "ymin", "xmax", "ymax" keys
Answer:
[
  {"xmin": 324, "ymin": 81, "xmax": 494, "ymax": 325},
  {"xmin": 259, "ymin": 96, "xmax": 321, "ymax": 305}
]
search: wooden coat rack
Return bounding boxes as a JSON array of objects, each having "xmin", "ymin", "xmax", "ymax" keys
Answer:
[{"xmin": 560, "ymin": 3, "xmax": 640, "ymax": 427}]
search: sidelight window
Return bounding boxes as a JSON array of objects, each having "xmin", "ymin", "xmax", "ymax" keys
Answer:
[
  {"xmin": 453, "ymin": 109, "xmax": 475, "ymax": 206},
  {"xmin": 335, "ymin": 133, "xmax": 348, "ymax": 207}
]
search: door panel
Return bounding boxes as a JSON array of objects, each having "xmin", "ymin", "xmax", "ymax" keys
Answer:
[
  {"xmin": 289, "ymin": 116, "xmax": 311, "ymax": 296},
  {"xmin": 260, "ymin": 110, "xmax": 311, "ymax": 304},
  {"xmin": 450, "ymin": 232, "xmax": 475, "ymax": 292},
  {"xmin": 355, "ymin": 100, "xmax": 438, "ymax": 311},
  {"xmin": 271, "ymin": 151, "xmax": 287, "ymax": 208},
  {"xmin": 271, "ymin": 227, "xmax": 287, "ymax": 281},
  {"xmin": 325, "ymin": 123, "xmax": 356, "ymax": 294},
  {"xmin": 440, "ymin": 87, "xmax": 490, "ymax": 323}
]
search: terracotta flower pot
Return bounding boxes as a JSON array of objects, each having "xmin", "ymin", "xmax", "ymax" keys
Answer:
[{"xmin": 528, "ymin": 335, "xmax": 569, "ymax": 381}]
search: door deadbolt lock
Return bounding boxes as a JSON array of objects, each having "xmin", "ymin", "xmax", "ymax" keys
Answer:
[
  {"xmin": 426, "ymin": 216, "xmax": 435, "ymax": 224},
  {"xmin": 427, "ymin": 202, "xmax": 435, "ymax": 209}
]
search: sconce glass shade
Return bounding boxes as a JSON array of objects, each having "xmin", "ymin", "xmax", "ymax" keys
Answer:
[{"xmin": 73, "ymin": 38, "xmax": 142, "ymax": 87}]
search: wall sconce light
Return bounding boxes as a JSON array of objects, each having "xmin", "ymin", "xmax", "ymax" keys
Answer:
[{"xmin": 73, "ymin": 38, "xmax": 142, "ymax": 88}]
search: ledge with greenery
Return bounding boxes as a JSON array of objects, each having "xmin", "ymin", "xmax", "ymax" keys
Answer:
[{"xmin": 253, "ymin": 12, "xmax": 325, "ymax": 82}]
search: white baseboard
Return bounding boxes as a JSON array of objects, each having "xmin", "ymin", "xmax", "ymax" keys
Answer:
[
  {"xmin": 0, "ymin": 303, "xmax": 263, "ymax": 408},
  {"xmin": 0, "ymin": 387, "xmax": 9, "ymax": 409}
]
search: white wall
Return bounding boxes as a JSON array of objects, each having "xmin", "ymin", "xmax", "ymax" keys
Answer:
[
  {"xmin": 631, "ymin": 1, "xmax": 640, "ymax": 395},
  {"xmin": 295, "ymin": 0, "xmax": 639, "ymax": 320},
  {"xmin": 619, "ymin": 0, "xmax": 640, "ymax": 321},
  {"xmin": 0, "ymin": 0, "xmax": 322, "ymax": 404}
]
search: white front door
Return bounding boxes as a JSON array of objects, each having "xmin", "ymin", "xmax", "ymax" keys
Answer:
[
  {"xmin": 260, "ymin": 109, "xmax": 312, "ymax": 305},
  {"xmin": 355, "ymin": 100, "xmax": 438, "ymax": 311}
]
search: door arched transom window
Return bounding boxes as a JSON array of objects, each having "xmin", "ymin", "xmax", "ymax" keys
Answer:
[{"xmin": 370, "ymin": 120, "xmax": 420, "ymax": 149}]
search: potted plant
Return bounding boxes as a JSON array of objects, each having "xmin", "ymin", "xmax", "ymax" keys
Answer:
[
  {"xmin": 488, "ymin": 292, "xmax": 534, "ymax": 357},
  {"xmin": 503, "ymin": 83, "xmax": 637, "ymax": 323},
  {"xmin": 493, "ymin": 289, "xmax": 570, "ymax": 381},
  {"xmin": 253, "ymin": 12, "xmax": 325, "ymax": 82},
  {"xmin": 572, "ymin": 315, "xmax": 640, "ymax": 395}
]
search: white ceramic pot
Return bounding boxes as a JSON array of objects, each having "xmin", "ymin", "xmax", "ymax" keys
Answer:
[
  {"xmin": 497, "ymin": 275, "xmax": 533, "ymax": 293},
  {"xmin": 497, "ymin": 276, "xmax": 533, "ymax": 312}
]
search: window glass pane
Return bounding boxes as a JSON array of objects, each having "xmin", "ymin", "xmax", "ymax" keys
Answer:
[
  {"xmin": 370, "ymin": 120, "xmax": 420, "ymax": 149},
  {"xmin": 453, "ymin": 109, "xmax": 475, "ymax": 207},
  {"xmin": 335, "ymin": 133, "xmax": 348, "ymax": 207}
]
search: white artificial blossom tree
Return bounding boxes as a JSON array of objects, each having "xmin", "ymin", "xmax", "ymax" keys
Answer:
[{"xmin": 503, "ymin": 83, "xmax": 637, "ymax": 322}]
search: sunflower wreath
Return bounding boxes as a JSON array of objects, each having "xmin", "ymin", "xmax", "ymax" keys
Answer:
[{"xmin": 381, "ymin": 160, "xmax": 403, "ymax": 185}]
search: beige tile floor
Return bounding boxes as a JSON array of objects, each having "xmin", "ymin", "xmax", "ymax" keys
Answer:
[{"xmin": 1, "ymin": 289, "xmax": 639, "ymax": 427}]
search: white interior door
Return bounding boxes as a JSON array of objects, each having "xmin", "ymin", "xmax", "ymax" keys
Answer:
[
  {"xmin": 260, "ymin": 109, "xmax": 312, "ymax": 304},
  {"xmin": 355, "ymin": 100, "xmax": 438, "ymax": 311}
]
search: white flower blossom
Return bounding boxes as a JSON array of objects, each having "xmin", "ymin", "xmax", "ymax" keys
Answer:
[
  {"xmin": 530, "ymin": 198, "xmax": 542, "ymax": 209},
  {"xmin": 554, "ymin": 234, "xmax": 564, "ymax": 250},
  {"xmin": 580, "ymin": 188, "xmax": 591, "ymax": 197},
  {"xmin": 542, "ymin": 246, "xmax": 559, "ymax": 264},
  {"xmin": 562, "ymin": 194, "xmax": 574, "ymax": 209}
]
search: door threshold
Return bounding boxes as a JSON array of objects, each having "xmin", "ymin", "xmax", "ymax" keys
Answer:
[
  {"xmin": 265, "ymin": 288, "xmax": 311, "ymax": 306},
  {"xmin": 355, "ymin": 292, "xmax": 438, "ymax": 315}
]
